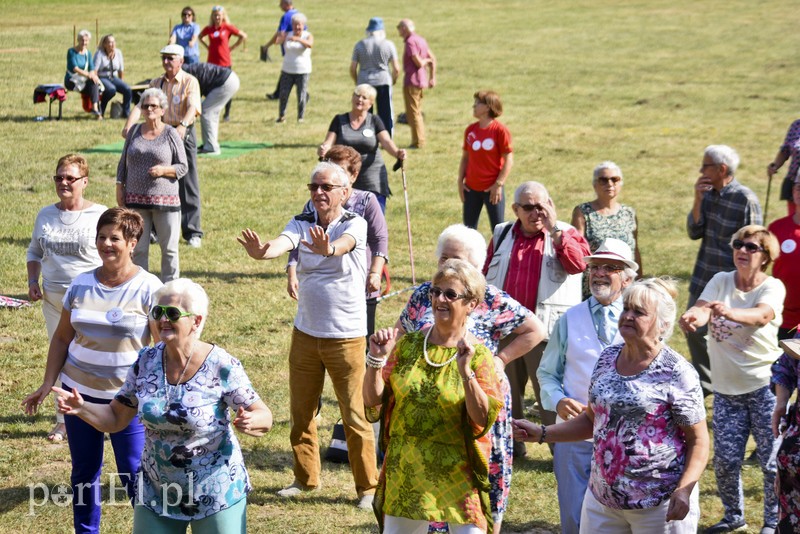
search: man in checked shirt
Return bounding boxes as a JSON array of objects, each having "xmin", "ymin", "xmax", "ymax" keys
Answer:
[{"xmin": 686, "ymin": 144, "xmax": 762, "ymax": 396}]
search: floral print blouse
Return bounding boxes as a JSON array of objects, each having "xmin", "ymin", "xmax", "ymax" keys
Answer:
[
  {"xmin": 588, "ymin": 344, "xmax": 705, "ymax": 510},
  {"xmin": 399, "ymin": 281, "xmax": 531, "ymax": 353},
  {"xmin": 115, "ymin": 343, "xmax": 260, "ymax": 520}
]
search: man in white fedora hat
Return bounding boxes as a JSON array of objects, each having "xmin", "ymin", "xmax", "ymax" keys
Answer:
[{"xmin": 537, "ymin": 237, "xmax": 638, "ymax": 534}]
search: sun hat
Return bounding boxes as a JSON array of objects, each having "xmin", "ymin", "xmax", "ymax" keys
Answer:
[
  {"xmin": 583, "ymin": 238, "xmax": 639, "ymax": 272},
  {"xmin": 366, "ymin": 17, "xmax": 384, "ymax": 32},
  {"xmin": 159, "ymin": 44, "xmax": 185, "ymax": 58}
]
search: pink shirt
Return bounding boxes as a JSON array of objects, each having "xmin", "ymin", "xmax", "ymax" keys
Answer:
[{"xmin": 402, "ymin": 33, "xmax": 431, "ymax": 88}]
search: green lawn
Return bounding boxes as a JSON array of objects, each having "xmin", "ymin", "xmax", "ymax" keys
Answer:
[{"xmin": 0, "ymin": 1, "xmax": 795, "ymax": 532}]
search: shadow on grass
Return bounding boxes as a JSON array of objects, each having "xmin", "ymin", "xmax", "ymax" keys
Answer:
[
  {"xmin": 0, "ymin": 236, "xmax": 34, "ymax": 247},
  {"xmin": 268, "ymin": 143, "xmax": 322, "ymax": 150},
  {"xmin": 0, "ymin": 486, "xmax": 36, "ymax": 514},
  {"xmin": 503, "ymin": 519, "xmax": 559, "ymax": 533}
]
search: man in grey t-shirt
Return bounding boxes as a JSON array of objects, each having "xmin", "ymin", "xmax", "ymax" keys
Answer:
[{"xmin": 350, "ymin": 17, "xmax": 400, "ymax": 137}]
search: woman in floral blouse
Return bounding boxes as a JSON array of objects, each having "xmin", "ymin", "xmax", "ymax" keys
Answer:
[
  {"xmin": 52, "ymin": 278, "xmax": 272, "ymax": 533},
  {"xmin": 365, "ymin": 259, "xmax": 503, "ymax": 533},
  {"xmin": 513, "ymin": 278, "xmax": 708, "ymax": 533}
]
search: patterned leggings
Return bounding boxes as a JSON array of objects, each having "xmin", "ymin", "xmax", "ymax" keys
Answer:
[{"xmin": 712, "ymin": 386, "xmax": 778, "ymax": 528}]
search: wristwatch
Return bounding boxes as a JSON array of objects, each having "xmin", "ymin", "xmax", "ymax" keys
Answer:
[
  {"xmin": 179, "ymin": 120, "xmax": 190, "ymax": 128},
  {"xmin": 550, "ymin": 223, "xmax": 563, "ymax": 237}
]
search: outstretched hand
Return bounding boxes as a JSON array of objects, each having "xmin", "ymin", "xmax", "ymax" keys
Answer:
[
  {"xmin": 301, "ymin": 226, "xmax": 332, "ymax": 256},
  {"xmin": 237, "ymin": 228, "xmax": 270, "ymax": 259},
  {"xmin": 51, "ymin": 386, "xmax": 85, "ymax": 416}
]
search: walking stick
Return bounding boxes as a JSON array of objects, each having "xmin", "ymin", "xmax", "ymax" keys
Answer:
[
  {"xmin": 764, "ymin": 171, "xmax": 773, "ymax": 222},
  {"xmin": 394, "ymin": 159, "xmax": 416, "ymax": 285}
]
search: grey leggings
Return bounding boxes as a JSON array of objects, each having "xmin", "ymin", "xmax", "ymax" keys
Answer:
[{"xmin": 278, "ymin": 71, "xmax": 309, "ymax": 120}]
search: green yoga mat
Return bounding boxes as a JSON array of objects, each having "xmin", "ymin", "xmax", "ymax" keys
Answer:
[{"xmin": 85, "ymin": 140, "xmax": 272, "ymax": 159}]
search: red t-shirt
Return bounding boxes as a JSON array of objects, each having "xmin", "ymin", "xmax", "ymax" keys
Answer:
[
  {"xmin": 462, "ymin": 120, "xmax": 513, "ymax": 192},
  {"xmin": 768, "ymin": 215, "xmax": 800, "ymax": 329},
  {"xmin": 200, "ymin": 23, "xmax": 241, "ymax": 67}
]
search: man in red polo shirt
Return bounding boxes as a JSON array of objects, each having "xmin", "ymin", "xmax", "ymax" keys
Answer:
[{"xmin": 484, "ymin": 181, "xmax": 589, "ymax": 456}]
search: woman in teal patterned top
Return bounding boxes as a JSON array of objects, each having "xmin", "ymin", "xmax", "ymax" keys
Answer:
[{"xmin": 571, "ymin": 161, "xmax": 642, "ymax": 278}]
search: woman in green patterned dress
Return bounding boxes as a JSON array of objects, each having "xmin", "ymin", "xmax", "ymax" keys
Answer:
[
  {"xmin": 571, "ymin": 161, "xmax": 642, "ymax": 278},
  {"xmin": 363, "ymin": 259, "xmax": 502, "ymax": 534}
]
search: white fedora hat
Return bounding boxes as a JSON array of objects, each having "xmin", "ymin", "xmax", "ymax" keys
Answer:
[{"xmin": 583, "ymin": 238, "xmax": 639, "ymax": 272}]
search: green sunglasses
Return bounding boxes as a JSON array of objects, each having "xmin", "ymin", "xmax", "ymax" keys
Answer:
[{"xmin": 150, "ymin": 305, "xmax": 194, "ymax": 322}]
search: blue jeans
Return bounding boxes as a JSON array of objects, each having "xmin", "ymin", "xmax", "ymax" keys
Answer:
[
  {"xmin": 64, "ymin": 391, "xmax": 145, "ymax": 534},
  {"xmin": 554, "ymin": 441, "xmax": 593, "ymax": 534},
  {"xmin": 712, "ymin": 386, "xmax": 778, "ymax": 528},
  {"xmin": 99, "ymin": 77, "xmax": 132, "ymax": 117}
]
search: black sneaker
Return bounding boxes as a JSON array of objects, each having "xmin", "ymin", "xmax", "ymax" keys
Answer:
[
  {"xmin": 266, "ymin": 91, "xmax": 279, "ymax": 100},
  {"xmin": 705, "ymin": 518, "xmax": 747, "ymax": 533}
]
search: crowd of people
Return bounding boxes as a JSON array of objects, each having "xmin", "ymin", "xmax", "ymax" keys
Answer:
[{"xmin": 24, "ymin": 3, "xmax": 800, "ymax": 534}]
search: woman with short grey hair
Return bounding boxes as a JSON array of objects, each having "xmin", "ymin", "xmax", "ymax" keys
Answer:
[
  {"xmin": 65, "ymin": 29, "xmax": 103, "ymax": 119},
  {"xmin": 117, "ymin": 87, "xmax": 187, "ymax": 282}
]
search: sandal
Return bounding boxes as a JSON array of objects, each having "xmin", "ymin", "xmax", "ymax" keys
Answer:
[{"xmin": 47, "ymin": 422, "xmax": 67, "ymax": 442}]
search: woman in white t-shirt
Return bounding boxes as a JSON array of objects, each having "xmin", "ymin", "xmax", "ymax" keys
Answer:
[
  {"xmin": 680, "ymin": 225, "xmax": 785, "ymax": 533},
  {"xmin": 26, "ymin": 153, "xmax": 107, "ymax": 442},
  {"xmin": 275, "ymin": 13, "xmax": 312, "ymax": 123}
]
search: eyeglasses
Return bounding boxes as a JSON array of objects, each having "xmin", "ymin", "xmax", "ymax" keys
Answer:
[
  {"xmin": 700, "ymin": 163, "xmax": 718, "ymax": 169},
  {"xmin": 53, "ymin": 175, "xmax": 84, "ymax": 184},
  {"xmin": 732, "ymin": 239, "xmax": 763, "ymax": 253},
  {"xmin": 307, "ymin": 183, "xmax": 344, "ymax": 192},
  {"xmin": 142, "ymin": 104, "xmax": 161, "ymax": 110},
  {"xmin": 516, "ymin": 203, "xmax": 544, "ymax": 212},
  {"xmin": 150, "ymin": 305, "xmax": 195, "ymax": 322},
  {"xmin": 429, "ymin": 286, "xmax": 468, "ymax": 302},
  {"xmin": 588, "ymin": 263, "xmax": 625, "ymax": 273},
  {"xmin": 597, "ymin": 176, "xmax": 621, "ymax": 185}
]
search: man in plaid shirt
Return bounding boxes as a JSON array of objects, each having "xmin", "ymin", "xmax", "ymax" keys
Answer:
[{"xmin": 685, "ymin": 144, "xmax": 762, "ymax": 395}]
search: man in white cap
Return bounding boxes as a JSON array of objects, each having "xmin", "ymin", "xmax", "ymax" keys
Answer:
[
  {"xmin": 350, "ymin": 17, "xmax": 400, "ymax": 136},
  {"xmin": 537, "ymin": 237, "xmax": 638, "ymax": 534},
  {"xmin": 121, "ymin": 44, "xmax": 204, "ymax": 248}
]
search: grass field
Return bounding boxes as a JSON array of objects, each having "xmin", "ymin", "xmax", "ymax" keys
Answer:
[{"xmin": 0, "ymin": 0, "xmax": 796, "ymax": 532}]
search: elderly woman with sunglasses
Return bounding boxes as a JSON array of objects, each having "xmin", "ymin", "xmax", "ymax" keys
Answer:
[
  {"xmin": 51, "ymin": 278, "xmax": 273, "ymax": 533},
  {"xmin": 117, "ymin": 87, "xmax": 187, "ymax": 283},
  {"xmin": 571, "ymin": 161, "xmax": 642, "ymax": 279},
  {"xmin": 365, "ymin": 259, "xmax": 503, "ymax": 533},
  {"xmin": 681, "ymin": 225, "xmax": 786, "ymax": 534},
  {"xmin": 27, "ymin": 154, "xmax": 107, "ymax": 443},
  {"xmin": 169, "ymin": 7, "xmax": 201, "ymax": 65},
  {"xmin": 238, "ymin": 162, "xmax": 378, "ymax": 508},
  {"xmin": 22, "ymin": 207, "xmax": 163, "ymax": 534},
  {"xmin": 396, "ymin": 224, "xmax": 545, "ymax": 534}
]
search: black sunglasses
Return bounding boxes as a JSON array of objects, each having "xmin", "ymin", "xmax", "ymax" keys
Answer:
[
  {"xmin": 732, "ymin": 239, "xmax": 763, "ymax": 253},
  {"xmin": 150, "ymin": 305, "xmax": 194, "ymax": 322},
  {"xmin": 429, "ymin": 286, "xmax": 468, "ymax": 302},
  {"xmin": 516, "ymin": 203, "xmax": 545, "ymax": 213},
  {"xmin": 307, "ymin": 183, "xmax": 343, "ymax": 192}
]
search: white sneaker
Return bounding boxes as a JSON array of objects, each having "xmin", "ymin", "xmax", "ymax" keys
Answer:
[
  {"xmin": 277, "ymin": 480, "xmax": 314, "ymax": 498},
  {"xmin": 356, "ymin": 494, "xmax": 374, "ymax": 510},
  {"xmin": 188, "ymin": 237, "xmax": 202, "ymax": 248}
]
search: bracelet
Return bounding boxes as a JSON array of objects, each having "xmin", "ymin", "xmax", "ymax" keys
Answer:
[
  {"xmin": 28, "ymin": 279, "xmax": 39, "ymax": 286},
  {"xmin": 324, "ymin": 244, "xmax": 336, "ymax": 257},
  {"xmin": 366, "ymin": 353, "xmax": 387, "ymax": 369},
  {"xmin": 462, "ymin": 371, "xmax": 476, "ymax": 383},
  {"xmin": 538, "ymin": 424, "xmax": 547, "ymax": 444}
]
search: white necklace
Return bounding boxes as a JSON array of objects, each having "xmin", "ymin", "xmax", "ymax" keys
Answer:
[
  {"xmin": 423, "ymin": 327, "xmax": 461, "ymax": 368},
  {"xmin": 58, "ymin": 198, "xmax": 85, "ymax": 226},
  {"xmin": 163, "ymin": 344, "xmax": 195, "ymax": 403}
]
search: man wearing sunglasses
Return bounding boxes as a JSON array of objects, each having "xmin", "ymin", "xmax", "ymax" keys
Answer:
[
  {"xmin": 237, "ymin": 162, "xmax": 378, "ymax": 509},
  {"xmin": 484, "ymin": 181, "xmax": 590, "ymax": 454},
  {"xmin": 121, "ymin": 44, "xmax": 204, "ymax": 249},
  {"xmin": 537, "ymin": 238, "xmax": 637, "ymax": 533},
  {"xmin": 686, "ymin": 145, "xmax": 762, "ymax": 396}
]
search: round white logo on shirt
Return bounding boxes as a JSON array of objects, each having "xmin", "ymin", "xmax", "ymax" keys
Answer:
[
  {"xmin": 213, "ymin": 31, "xmax": 220, "ymax": 38},
  {"xmin": 781, "ymin": 239, "xmax": 797, "ymax": 254},
  {"xmin": 106, "ymin": 307, "xmax": 123, "ymax": 323},
  {"xmin": 172, "ymin": 95, "xmax": 181, "ymax": 105},
  {"xmin": 482, "ymin": 138, "xmax": 495, "ymax": 151},
  {"xmin": 362, "ymin": 128, "xmax": 374, "ymax": 138},
  {"xmin": 472, "ymin": 140, "xmax": 481, "ymax": 151}
]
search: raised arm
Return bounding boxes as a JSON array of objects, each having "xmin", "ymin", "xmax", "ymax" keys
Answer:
[
  {"xmin": 237, "ymin": 229, "xmax": 294, "ymax": 260},
  {"xmin": 52, "ymin": 387, "xmax": 137, "ymax": 433}
]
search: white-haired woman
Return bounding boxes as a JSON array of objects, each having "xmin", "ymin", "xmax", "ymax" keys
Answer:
[
  {"xmin": 397, "ymin": 224, "xmax": 545, "ymax": 534},
  {"xmin": 51, "ymin": 278, "xmax": 273, "ymax": 532},
  {"xmin": 117, "ymin": 87, "xmax": 187, "ymax": 283},
  {"xmin": 350, "ymin": 17, "xmax": 400, "ymax": 135},
  {"xmin": 65, "ymin": 29, "xmax": 103, "ymax": 119},
  {"xmin": 318, "ymin": 84, "xmax": 406, "ymax": 212},
  {"xmin": 366, "ymin": 259, "xmax": 502, "ymax": 533},
  {"xmin": 514, "ymin": 278, "xmax": 708, "ymax": 533},
  {"xmin": 276, "ymin": 12, "xmax": 312, "ymax": 123},
  {"xmin": 681, "ymin": 226, "xmax": 785, "ymax": 533},
  {"xmin": 571, "ymin": 161, "xmax": 642, "ymax": 278}
]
